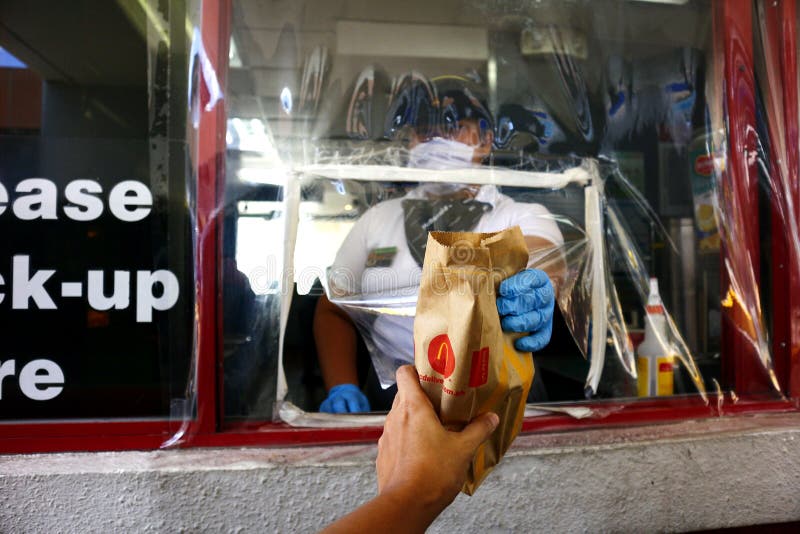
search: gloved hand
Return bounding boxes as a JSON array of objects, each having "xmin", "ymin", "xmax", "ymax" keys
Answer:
[
  {"xmin": 320, "ymin": 384, "xmax": 371, "ymax": 413},
  {"xmin": 496, "ymin": 269, "xmax": 555, "ymax": 353}
]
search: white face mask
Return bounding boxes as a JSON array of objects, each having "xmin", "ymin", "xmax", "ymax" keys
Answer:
[{"xmin": 408, "ymin": 137, "xmax": 477, "ymax": 170}]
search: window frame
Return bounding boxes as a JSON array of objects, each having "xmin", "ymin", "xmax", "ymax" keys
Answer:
[
  {"xmin": 760, "ymin": 0, "xmax": 800, "ymax": 398},
  {"xmin": 2, "ymin": 0, "xmax": 799, "ymax": 455}
]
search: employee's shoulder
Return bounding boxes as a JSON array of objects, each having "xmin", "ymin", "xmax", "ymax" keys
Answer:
[
  {"xmin": 492, "ymin": 194, "xmax": 550, "ymax": 216},
  {"xmin": 360, "ymin": 197, "xmax": 405, "ymax": 220}
]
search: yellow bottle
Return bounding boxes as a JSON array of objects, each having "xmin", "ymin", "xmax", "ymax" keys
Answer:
[{"xmin": 636, "ymin": 277, "xmax": 675, "ymax": 397}]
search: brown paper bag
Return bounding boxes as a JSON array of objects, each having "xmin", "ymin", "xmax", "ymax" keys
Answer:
[{"xmin": 413, "ymin": 225, "xmax": 534, "ymax": 495}]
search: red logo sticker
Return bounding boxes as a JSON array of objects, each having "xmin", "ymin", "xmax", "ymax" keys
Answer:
[
  {"xmin": 694, "ymin": 154, "xmax": 714, "ymax": 177},
  {"xmin": 469, "ymin": 347, "xmax": 490, "ymax": 387},
  {"xmin": 428, "ymin": 334, "xmax": 456, "ymax": 378}
]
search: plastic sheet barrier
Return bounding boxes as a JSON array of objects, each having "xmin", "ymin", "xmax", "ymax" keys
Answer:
[
  {"xmin": 211, "ymin": 0, "xmax": 800, "ymax": 431},
  {"xmin": 3, "ymin": 0, "xmax": 798, "ymax": 447}
]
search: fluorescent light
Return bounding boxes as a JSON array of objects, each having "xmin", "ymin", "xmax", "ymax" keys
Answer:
[{"xmin": 280, "ymin": 87, "xmax": 292, "ymax": 114}]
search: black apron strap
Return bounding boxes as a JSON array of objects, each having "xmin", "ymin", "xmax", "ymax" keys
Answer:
[{"xmin": 401, "ymin": 198, "xmax": 492, "ymax": 266}]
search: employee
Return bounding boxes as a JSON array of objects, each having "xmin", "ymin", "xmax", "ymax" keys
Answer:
[{"xmin": 315, "ymin": 75, "xmax": 565, "ymax": 413}]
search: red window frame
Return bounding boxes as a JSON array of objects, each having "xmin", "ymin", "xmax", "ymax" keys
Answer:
[
  {"xmin": 760, "ymin": 0, "xmax": 800, "ymax": 398},
  {"xmin": 1, "ymin": 0, "xmax": 799, "ymax": 455}
]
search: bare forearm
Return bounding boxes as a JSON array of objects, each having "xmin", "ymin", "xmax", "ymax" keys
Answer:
[
  {"xmin": 321, "ymin": 490, "xmax": 444, "ymax": 534},
  {"xmin": 320, "ymin": 367, "xmax": 500, "ymax": 533},
  {"xmin": 314, "ymin": 294, "xmax": 359, "ymax": 389}
]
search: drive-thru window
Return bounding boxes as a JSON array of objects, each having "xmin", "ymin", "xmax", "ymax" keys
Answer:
[{"xmin": 1, "ymin": 0, "xmax": 799, "ymax": 453}]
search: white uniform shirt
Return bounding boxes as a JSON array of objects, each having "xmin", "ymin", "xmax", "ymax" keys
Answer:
[
  {"xmin": 329, "ymin": 185, "xmax": 563, "ymax": 295},
  {"xmin": 327, "ymin": 184, "xmax": 564, "ymax": 384}
]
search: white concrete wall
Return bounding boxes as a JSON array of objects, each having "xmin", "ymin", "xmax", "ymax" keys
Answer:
[{"xmin": 2, "ymin": 413, "xmax": 800, "ymax": 533}]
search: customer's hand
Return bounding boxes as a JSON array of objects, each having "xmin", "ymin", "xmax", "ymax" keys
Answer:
[
  {"xmin": 377, "ymin": 366, "xmax": 499, "ymax": 512},
  {"xmin": 322, "ymin": 365, "xmax": 498, "ymax": 533},
  {"xmin": 496, "ymin": 268, "xmax": 555, "ymax": 352}
]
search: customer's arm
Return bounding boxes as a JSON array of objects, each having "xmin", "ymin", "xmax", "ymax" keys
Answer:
[{"xmin": 322, "ymin": 366, "xmax": 499, "ymax": 534}]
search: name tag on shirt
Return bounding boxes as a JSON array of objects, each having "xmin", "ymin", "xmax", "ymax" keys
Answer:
[{"xmin": 366, "ymin": 246, "xmax": 398, "ymax": 267}]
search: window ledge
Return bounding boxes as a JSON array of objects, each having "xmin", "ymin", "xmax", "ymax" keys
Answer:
[{"xmin": 2, "ymin": 413, "xmax": 800, "ymax": 532}]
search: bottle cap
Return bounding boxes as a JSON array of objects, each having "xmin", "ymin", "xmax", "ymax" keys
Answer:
[
  {"xmin": 646, "ymin": 277, "xmax": 664, "ymax": 315},
  {"xmin": 649, "ymin": 277, "xmax": 659, "ymax": 297}
]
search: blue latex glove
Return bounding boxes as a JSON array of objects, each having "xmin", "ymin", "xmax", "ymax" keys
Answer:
[
  {"xmin": 496, "ymin": 269, "xmax": 555, "ymax": 353},
  {"xmin": 319, "ymin": 384, "xmax": 371, "ymax": 413}
]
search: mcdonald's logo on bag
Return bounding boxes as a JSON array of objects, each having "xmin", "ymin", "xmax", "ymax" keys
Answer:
[
  {"xmin": 428, "ymin": 334, "xmax": 456, "ymax": 378},
  {"xmin": 469, "ymin": 347, "xmax": 490, "ymax": 387}
]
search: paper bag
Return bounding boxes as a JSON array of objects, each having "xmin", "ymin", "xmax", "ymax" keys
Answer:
[{"xmin": 413, "ymin": 226, "xmax": 534, "ymax": 495}]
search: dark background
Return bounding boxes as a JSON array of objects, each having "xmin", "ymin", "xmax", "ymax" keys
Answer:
[{"xmin": 0, "ymin": 0, "xmax": 193, "ymax": 419}]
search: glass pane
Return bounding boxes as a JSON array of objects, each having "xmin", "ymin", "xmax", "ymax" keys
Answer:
[
  {"xmin": 0, "ymin": 1, "xmax": 194, "ymax": 420},
  {"xmin": 221, "ymin": 0, "xmax": 786, "ymax": 424}
]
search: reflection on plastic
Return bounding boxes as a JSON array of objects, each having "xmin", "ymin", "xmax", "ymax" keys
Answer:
[
  {"xmin": 314, "ymin": 159, "xmax": 698, "ymax": 402},
  {"xmin": 188, "ymin": 27, "xmax": 223, "ymax": 128}
]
